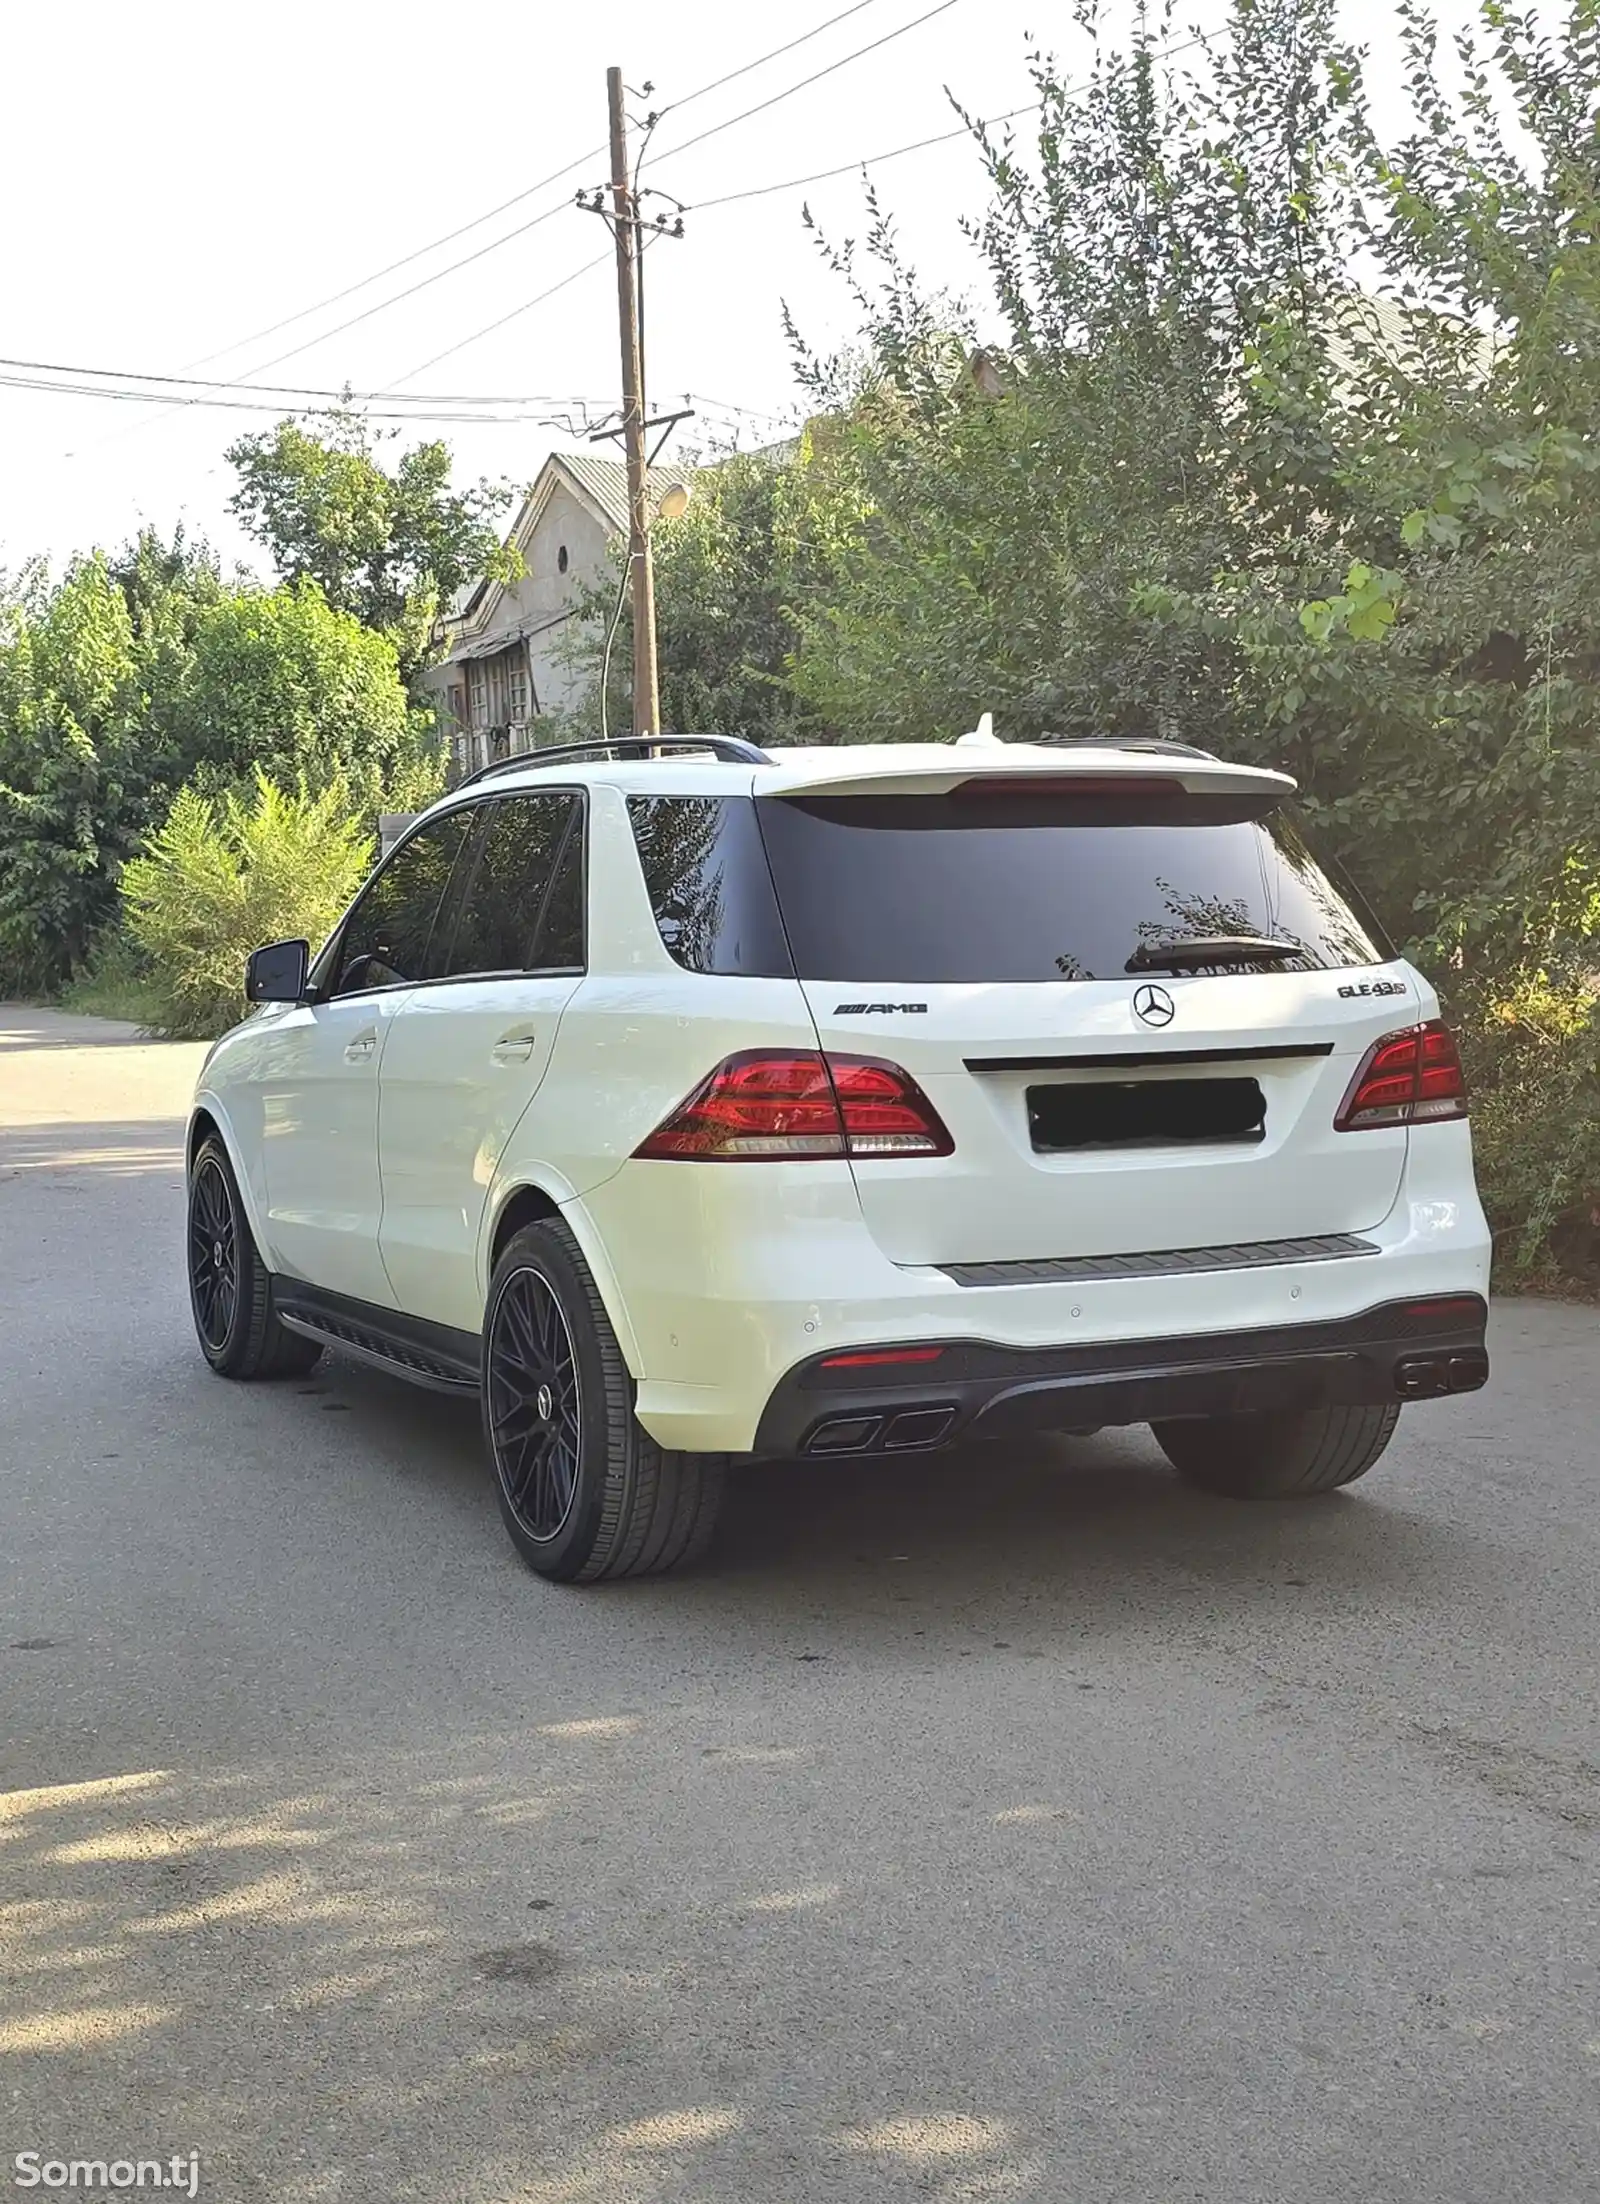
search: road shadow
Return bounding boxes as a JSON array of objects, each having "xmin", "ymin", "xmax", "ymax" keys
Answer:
[
  {"xmin": 301, "ymin": 1347, "xmax": 1507, "ymax": 1670},
  {"xmin": 0, "ymin": 1119, "xmax": 186, "ymax": 1176}
]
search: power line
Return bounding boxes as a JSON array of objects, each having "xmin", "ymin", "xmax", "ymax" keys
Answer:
[
  {"xmin": 693, "ymin": 101, "xmax": 1040, "ymax": 208},
  {"xmin": 690, "ymin": 33, "xmax": 1211, "ymax": 210},
  {"xmin": 177, "ymin": 149, "xmax": 610, "ymax": 376},
  {"xmin": 50, "ymin": 3, "xmax": 912, "ymax": 460},
  {"xmin": 387, "ymin": 253, "xmax": 615, "ymax": 387},
  {"xmin": 380, "ymin": 7, "xmax": 964, "ymax": 391},
  {"xmin": 657, "ymin": 0, "xmax": 891, "ymax": 117},
  {"xmin": 686, "ymin": 391, "xmax": 797, "ymax": 424},
  {"xmin": 0, "ymin": 352, "xmax": 608, "ymax": 410},
  {"xmin": 261, "ymin": 3, "xmax": 958, "ymax": 387},
  {"xmin": 181, "ymin": 0, "xmax": 898, "ymax": 376},
  {"xmin": 650, "ymin": 0, "xmax": 965, "ymax": 170},
  {"xmin": 0, "ymin": 373, "xmax": 596, "ymax": 429},
  {"xmin": 235, "ymin": 201, "xmax": 580, "ymax": 386}
]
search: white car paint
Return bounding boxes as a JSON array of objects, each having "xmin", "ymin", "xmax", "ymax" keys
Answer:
[{"xmin": 192, "ymin": 741, "xmax": 1493, "ymax": 1454}]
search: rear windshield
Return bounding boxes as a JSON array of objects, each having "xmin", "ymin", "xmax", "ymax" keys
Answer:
[{"xmin": 754, "ymin": 790, "xmax": 1392, "ymax": 984}]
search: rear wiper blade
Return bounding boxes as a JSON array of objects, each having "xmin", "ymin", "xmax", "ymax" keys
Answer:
[{"xmin": 1126, "ymin": 935, "xmax": 1302, "ymax": 971}]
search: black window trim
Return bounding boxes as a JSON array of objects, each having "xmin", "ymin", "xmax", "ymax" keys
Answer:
[
  {"xmin": 311, "ymin": 787, "xmax": 589, "ymax": 1003},
  {"xmin": 308, "ymin": 801, "xmax": 482, "ymax": 1003}
]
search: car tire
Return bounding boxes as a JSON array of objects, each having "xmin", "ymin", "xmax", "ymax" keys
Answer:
[
  {"xmin": 482, "ymin": 1218, "xmax": 727, "ymax": 1582},
  {"xmin": 1151, "ymin": 1402, "xmax": 1401, "ymax": 1499},
  {"xmin": 187, "ymin": 1136, "xmax": 323, "ymax": 1379}
]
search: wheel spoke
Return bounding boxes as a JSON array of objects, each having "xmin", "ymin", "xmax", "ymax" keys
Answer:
[
  {"xmin": 489, "ymin": 1266, "xmax": 582, "ymax": 1542},
  {"xmin": 189, "ymin": 1160, "xmax": 240, "ymax": 1351},
  {"xmin": 502, "ymin": 1286, "xmax": 541, "ymax": 1374}
]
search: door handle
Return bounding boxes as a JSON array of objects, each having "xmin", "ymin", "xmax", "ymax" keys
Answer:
[
  {"xmin": 345, "ymin": 1030, "xmax": 377, "ymax": 1063},
  {"xmin": 491, "ymin": 1033, "xmax": 537, "ymax": 1064}
]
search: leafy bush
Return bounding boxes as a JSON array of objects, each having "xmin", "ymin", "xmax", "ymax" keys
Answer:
[
  {"xmin": 1458, "ymin": 976, "xmax": 1600, "ymax": 1287},
  {"xmin": 121, "ymin": 772, "xmax": 373, "ymax": 1039}
]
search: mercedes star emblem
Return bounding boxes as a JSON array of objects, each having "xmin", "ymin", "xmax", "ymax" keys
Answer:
[{"xmin": 1132, "ymin": 982, "xmax": 1176, "ymax": 1028}]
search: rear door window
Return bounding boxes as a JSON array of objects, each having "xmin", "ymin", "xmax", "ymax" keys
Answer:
[
  {"xmin": 628, "ymin": 795, "xmax": 793, "ymax": 976},
  {"xmin": 438, "ymin": 792, "xmax": 585, "ymax": 977},
  {"xmin": 754, "ymin": 789, "xmax": 1392, "ymax": 983}
]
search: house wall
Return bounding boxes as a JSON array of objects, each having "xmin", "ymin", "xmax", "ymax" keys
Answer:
[
  {"xmin": 507, "ymin": 481, "xmax": 613, "ymax": 718},
  {"xmin": 422, "ymin": 475, "xmax": 619, "ymax": 778}
]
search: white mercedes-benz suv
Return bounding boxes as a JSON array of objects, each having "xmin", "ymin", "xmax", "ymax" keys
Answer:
[{"xmin": 185, "ymin": 731, "xmax": 1491, "ymax": 1581}]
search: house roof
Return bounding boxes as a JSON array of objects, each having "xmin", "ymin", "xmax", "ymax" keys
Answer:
[{"xmin": 554, "ymin": 451, "xmax": 692, "ymax": 537}]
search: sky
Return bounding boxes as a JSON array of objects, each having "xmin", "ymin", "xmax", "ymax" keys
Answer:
[{"xmin": 2, "ymin": 0, "xmax": 1473, "ymax": 578}]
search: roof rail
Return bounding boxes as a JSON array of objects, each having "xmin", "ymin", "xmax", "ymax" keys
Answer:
[
  {"xmin": 453, "ymin": 734, "xmax": 773, "ymax": 791},
  {"xmin": 1031, "ymin": 734, "xmax": 1220, "ymax": 763}
]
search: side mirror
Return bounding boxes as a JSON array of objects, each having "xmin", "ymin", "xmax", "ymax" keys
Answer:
[{"xmin": 245, "ymin": 938, "xmax": 311, "ymax": 1004}]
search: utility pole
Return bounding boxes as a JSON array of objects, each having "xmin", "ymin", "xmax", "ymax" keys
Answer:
[{"xmin": 606, "ymin": 65, "xmax": 659, "ymax": 740}]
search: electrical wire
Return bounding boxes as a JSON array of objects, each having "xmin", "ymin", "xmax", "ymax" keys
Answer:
[
  {"xmin": 233, "ymin": 201, "xmax": 580, "ymax": 387},
  {"xmin": 656, "ymin": 0, "xmax": 891, "ymax": 118},
  {"xmin": 650, "ymin": 0, "xmax": 965, "ymax": 171},
  {"xmin": 387, "ymin": 253, "xmax": 614, "ymax": 387},
  {"xmin": 175, "ymin": 0, "xmax": 898, "ymax": 376},
  {"xmin": 177, "ymin": 147, "xmax": 611, "ymax": 376},
  {"xmin": 270, "ymin": 3, "xmax": 958, "ymax": 386},
  {"xmin": 0, "ymin": 352, "xmax": 608, "ymax": 409},
  {"xmin": 689, "ymin": 33, "xmax": 1211, "ymax": 210},
  {"xmin": 692, "ymin": 101, "xmax": 1040, "ymax": 208},
  {"xmin": 0, "ymin": 373, "xmax": 591, "ymax": 428},
  {"xmin": 48, "ymin": 2, "xmax": 916, "ymax": 458}
]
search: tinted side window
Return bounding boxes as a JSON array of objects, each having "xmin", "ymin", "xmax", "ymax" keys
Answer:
[
  {"xmin": 536, "ymin": 814, "xmax": 586, "ymax": 969},
  {"xmin": 441, "ymin": 793, "xmax": 582, "ymax": 977},
  {"xmin": 330, "ymin": 812, "xmax": 475, "ymax": 995},
  {"xmin": 627, "ymin": 795, "xmax": 793, "ymax": 976}
]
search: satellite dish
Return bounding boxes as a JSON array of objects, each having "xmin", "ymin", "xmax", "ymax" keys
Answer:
[{"xmin": 656, "ymin": 482, "xmax": 691, "ymax": 522}]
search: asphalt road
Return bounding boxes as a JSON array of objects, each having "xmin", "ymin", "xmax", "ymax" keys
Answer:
[{"xmin": 2, "ymin": 1001, "xmax": 1597, "ymax": 2204}]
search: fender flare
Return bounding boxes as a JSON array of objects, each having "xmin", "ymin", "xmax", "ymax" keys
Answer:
[
  {"xmin": 480, "ymin": 1168, "xmax": 646, "ymax": 1380},
  {"xmin": 186, "ymin": 1091, "xmax": 274, "ymax": 1261}
]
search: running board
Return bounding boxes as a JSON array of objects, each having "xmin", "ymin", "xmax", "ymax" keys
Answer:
[{"xmin": 271, "ymin": 1280, "xmax": 481, "ymax": 1396}]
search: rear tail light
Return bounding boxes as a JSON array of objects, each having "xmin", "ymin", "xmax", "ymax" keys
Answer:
[
  {"xmin": 1335, "ymin": 1020, "xmax": 1469, "ymax": 1132},
  {"xmin": 633, "ymin": 1051, "xmax": 954, "ymax": 1161}
]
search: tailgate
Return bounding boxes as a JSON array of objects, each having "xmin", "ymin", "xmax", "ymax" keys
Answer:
[
  {"xmin": 800, "ymin": 972, "xmax": 1414, "ymax": 1266},
  {"xmin": 756, "ymin": 770, "xmax": 1414, "ymax": 1269}
]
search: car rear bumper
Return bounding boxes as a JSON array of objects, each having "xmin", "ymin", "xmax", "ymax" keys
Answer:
[
  {"xmin": 748, "ymin": 1294, "xmax": 1490, "ymax": 1460},
  {"xmin": 573, "ymin": 1128, "xmax": 1492, "ymax": 1454}
]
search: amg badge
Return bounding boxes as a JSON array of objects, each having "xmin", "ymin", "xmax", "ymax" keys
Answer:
[{"xmin": 833, "ymin": 1002, "xmax": 929, "ymax": 1015}]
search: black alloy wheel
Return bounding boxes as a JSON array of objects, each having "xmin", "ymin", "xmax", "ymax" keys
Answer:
[
  {"xmin": 188, "ymin": 1150, "xmax": 240, "ymax": 1353},
  {"xmin": 487, "ymin": 1265, "xmax": 583, "ymax": 1544},
  {"xmin": 185, "ymin": 1135, "xmax": 322, "ymax": 1379},
  {"xmin": 481, "ymin": 1218, "xmax": 727, "ymax": 1582}
]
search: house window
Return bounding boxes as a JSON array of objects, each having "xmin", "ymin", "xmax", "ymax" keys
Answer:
[
  {"xmin": 503, "ymin": 651, "xmax": 529, "ymax": 722},
  {"xmin": 467, "ymin": 663, "xmax": 488, "ymax": 728},
  {"xmin": 557, "ymin": 545, "xmax": 569, "ymax": 575},
  {"xmin": 447, "ymin": 684, "xmax": 466, "ymax": 727}
]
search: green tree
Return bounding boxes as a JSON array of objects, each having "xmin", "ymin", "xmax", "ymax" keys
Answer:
[
  {"xmin": 0, "ymin": 546, "xmax": 435, "ymax": 995},
  {"xmin": 0, "ymin": 556, "xmax": 147, "ymax": 989},
  {"xmin": 177, "ymin": 579, "xmax": 437, "ymax": 810},
  {"xmin": 623, "ymin": 444, "xmax": 835, "ymax": 744},
  {"xmin": 226, "ymin": 411, "xmax": 519, "ymax": 682},
  {"xmin": 782, "ymin": 0, "xmax": 1600, "ymax": 977}
]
